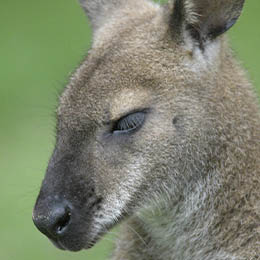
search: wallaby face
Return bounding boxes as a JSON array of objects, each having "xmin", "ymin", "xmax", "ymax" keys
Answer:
[{"xmin": 33, "ymin": 0, "xmax": 260, "ymax": 259}]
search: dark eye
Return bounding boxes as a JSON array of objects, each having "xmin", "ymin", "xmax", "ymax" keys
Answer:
[{"xmin": 112, "ymin": 111, "xmax": 146, "ymax": 134}]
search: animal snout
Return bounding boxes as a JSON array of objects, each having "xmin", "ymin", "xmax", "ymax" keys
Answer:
[{"xmin": 33, "ymin": 199, "xmax": 72, "ymax": 240}]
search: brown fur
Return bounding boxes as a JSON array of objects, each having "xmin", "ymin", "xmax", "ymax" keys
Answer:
[{"xmin": 33, "ymin": 0, "xmax": 260, "ymax": 259}]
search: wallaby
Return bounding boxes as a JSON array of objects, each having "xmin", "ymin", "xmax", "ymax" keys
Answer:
[{"xmin": 33, "ymin": 0, "xmax": 260, "ymax": 259}]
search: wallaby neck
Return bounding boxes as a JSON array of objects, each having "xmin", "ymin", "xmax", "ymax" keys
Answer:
[{"xmin": 113, "ymin": 170, "xmax": 257, "ymax": 260}]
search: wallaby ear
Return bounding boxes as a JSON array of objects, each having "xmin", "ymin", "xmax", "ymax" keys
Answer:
[
  {"xmin": 79, "ymin": 0, "xmax": 125, "ymax": 31},
  {"xmin": 170, "ymin": 0, "xmax": 245, "ymax": 49}
]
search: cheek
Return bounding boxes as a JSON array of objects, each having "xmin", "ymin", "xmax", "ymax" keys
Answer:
[
  {"xmin": 93, "ymin": 158, "xmax": 148, "ymax": 223},
  {"xmin": 91, "ymin": 113, "xmax": 175, "ymax": 192}
]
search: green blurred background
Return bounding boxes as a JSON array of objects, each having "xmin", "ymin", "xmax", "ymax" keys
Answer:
[{"xmin": 0, "ymin": 0, "xmax": 259, "ymax": 259}]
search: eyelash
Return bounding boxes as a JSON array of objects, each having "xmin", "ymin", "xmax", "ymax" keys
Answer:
[{"xmin": 112, "ymin": 111, "xmax": 146, "ymax": 134}]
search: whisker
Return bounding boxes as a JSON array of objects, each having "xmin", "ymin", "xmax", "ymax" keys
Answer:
[{"xmin": 123, "ymin": 222, "xmax": 148, "ymax": 248}]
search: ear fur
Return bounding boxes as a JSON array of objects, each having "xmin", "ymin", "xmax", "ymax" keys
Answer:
[
  {"xmin": 79, "ymin": 0, "xmax": 126, "ymax": 31},
  {"xmin": 170, "ymin": 0, "xmax": 245, "ymax": 49}
]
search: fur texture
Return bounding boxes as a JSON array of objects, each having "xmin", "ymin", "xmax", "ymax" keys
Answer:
[{"xmin": 33, "ymin": 0, "xmax": 260, "ymax": 259}]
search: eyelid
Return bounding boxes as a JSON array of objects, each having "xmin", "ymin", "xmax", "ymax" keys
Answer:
[
  {"xmin": 111, "ymin": 108, "xmax": 149, "ymax": 134},
  {"xmin": 111, "ymin": 108, "xmax": 150, "ymax": 125}
]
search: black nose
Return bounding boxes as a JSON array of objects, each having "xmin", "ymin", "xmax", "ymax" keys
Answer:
[{"xmin": 33, "ymin": 201, "xmax": 72, "ymax": 239}]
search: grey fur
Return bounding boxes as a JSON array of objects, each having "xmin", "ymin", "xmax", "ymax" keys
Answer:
[
  {"xmin": 79, "ymin": 0, "xmax": 126, "ymax": 31},
  {"xmin": 33, "ymin": 0, "xmax": 260, "ymax": 259}
]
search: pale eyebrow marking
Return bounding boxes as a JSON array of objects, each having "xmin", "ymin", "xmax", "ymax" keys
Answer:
[{"xmin": 110, "ymin": 89, "xmax": 151, "ymax": 121}]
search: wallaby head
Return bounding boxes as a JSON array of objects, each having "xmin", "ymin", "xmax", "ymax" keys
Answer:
[{"xmin": 33, "ymin": 0, "xmax": 260, "ymax": 258}]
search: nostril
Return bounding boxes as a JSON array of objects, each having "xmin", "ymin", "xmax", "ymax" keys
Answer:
[
  {"xmin": 55, "ymin": 209, "xmax": 71, "ymax": 235},
  {"xmin": 33, "ymin": 201, "xmax": 73, "ymax": 239}
]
